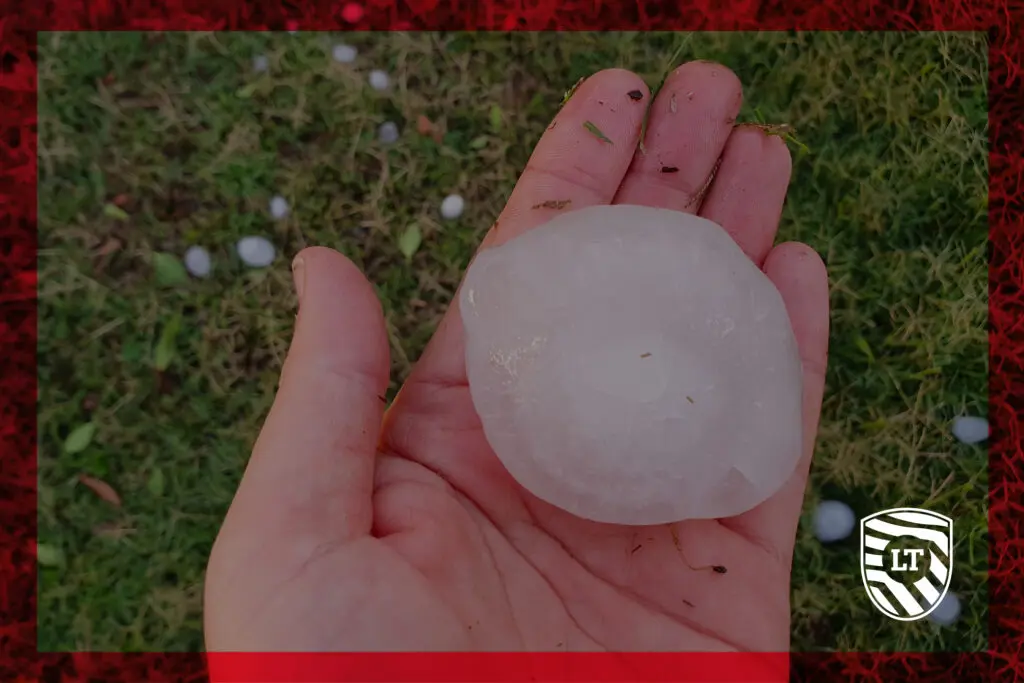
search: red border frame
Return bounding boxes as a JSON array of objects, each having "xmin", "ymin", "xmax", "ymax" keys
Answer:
[{"xmin": 2, "ymin": 0, "xmax": 1021, "ymax": 681}]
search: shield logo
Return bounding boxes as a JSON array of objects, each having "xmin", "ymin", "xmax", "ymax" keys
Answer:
[{"xmin": 859, "ymin": 507, "xmax": 954, "ymax": 622}]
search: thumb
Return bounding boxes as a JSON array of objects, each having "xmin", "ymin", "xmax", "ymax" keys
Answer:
[{"xmin": 224, "ymin": 246, "xmax": 390, "ymax": 546}]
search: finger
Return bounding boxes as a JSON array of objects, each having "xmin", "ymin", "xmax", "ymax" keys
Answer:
[
  {"xmin": 613, "ymin": 61, "xmax": 742, "ymax": 212},
  {"xmin": 699, "ymin": 126, "xmax": 793, "ymax": 266},
  {"xmin": 481, "ymin": 68, "xmax": 651, "ymax": 249},
  {"xmin": 398, "ymin": 69, "xmax": 650, "ymax": 393},
  {"xmin": 720, "ymin": 243, "xmax": 829, "ymax": 561},
  {"xmin": 218, "ymin": 247, "xmax": 391, "ymax": 551}
]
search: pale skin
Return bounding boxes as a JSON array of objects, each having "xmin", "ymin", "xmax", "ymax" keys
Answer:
[{"xmin": 204, "ymin": 64, "xmax": 830, "ymax": 656}]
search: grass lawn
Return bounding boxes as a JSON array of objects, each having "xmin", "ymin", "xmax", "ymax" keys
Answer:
[{"xmin": 37, "ymin": 31, "xmax": 989, "ymax": 653}]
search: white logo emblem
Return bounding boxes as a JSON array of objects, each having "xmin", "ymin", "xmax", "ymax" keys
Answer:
[{"xmin": 859, "ymin": 507, "xmax": 953, "ymax": 621}]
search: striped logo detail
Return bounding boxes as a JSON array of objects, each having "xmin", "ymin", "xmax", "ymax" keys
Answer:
[{"xmin": 859, "ymin": 507, "xmax": 953, "ymax": 622}]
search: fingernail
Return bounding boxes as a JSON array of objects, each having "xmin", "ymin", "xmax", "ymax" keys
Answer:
[{"xmin": 291, "ymin": 254, "xmax": 305, "ymax": 303}]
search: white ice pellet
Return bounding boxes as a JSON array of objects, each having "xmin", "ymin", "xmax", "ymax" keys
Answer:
[
  {"xmin": 252, "ymin": 55, "xmax": 269, "ymax": 73},
  {"xmin": 812, "ymin": 500, "xmax": 856, "ymax": 543},
  {"xmin": 378, "ymin": 121, "xmax": 400, "ymax": 144},
  {"xmin": 236, "ymin": 236, "xmax": 277, "ymax": 268},
  {"xmin": 332, "ymin": 44, "xmax": 358, "ymax": 63},
  {"xmin": 183, "ymin": 246, "xmax": 212, "ymax": 278},
  {"xmin": 440, "ymin": 194, "xmax": 465, "ymax": 220},
  {"xmin": 269, "ymin": 195, "xmax": 290, "ymax": 220},
  {"xmin": 368, "ymin": 69, "xmax": 389, "ymax": 91},
  {"xmin": 928, "ymin": 593, "xmax": 961, "ymax": 626},
  {"xmin": 952, "ymin": 415, "xmax": 988, "ymax": 445}
]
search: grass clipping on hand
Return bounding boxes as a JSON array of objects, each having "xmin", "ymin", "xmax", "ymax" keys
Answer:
[
  {"xmin": 739, "ymin": 107, "xmax": 811, "ymax": 157},
  {"xmin": 583, "ymin": 121, "xmax": 613, "ymax": 144}
]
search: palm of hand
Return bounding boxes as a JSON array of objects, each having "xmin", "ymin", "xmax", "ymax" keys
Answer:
[{"xmin": 205, "ymin": 64, "xmax": 829, "ymax": 655}]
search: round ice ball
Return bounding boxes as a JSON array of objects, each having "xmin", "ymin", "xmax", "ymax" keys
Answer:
[
  {"xmin": 952, "ymin": 415, "xmax": 988, "ymax": 445},
  {"xmin": 368, "ymin": 70, "xmax": 389, "ymax": 91},
  {"xmin": 928, "ymin": 593, "xmax": 961, "ymax": 626},
  {"xmin": 440, "ymin": 194, "xmax": 465, "ymax": 220},
  {"xmin": 378, "ymin": 121, "xmax": 400, "ymax": 145},
  {"xmin": 812, "ymin": 500, "xmax": 856, "ymax": 543},
  {"xmin": 269, "ymin": 195, "xmax": 290, "ymax": 220},
  {"xmin": 459, "ymin": 205, "xmax": 804, "ymax": 525},
  {"xmin": 332, "ymin": 44, "xmax": 357, "ymax": 63},
  {"xmin": 236, "ymin": 236, "xmax": 276, "ymax": 268},
  {"xmin": 183, "ymin": 246, "xmax": 212, "ymax": 278}
]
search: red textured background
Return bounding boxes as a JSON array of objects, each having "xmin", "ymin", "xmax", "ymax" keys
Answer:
[{"xmin": 1, "ymin": 0, "xmax": 1020, "ymax": 681}]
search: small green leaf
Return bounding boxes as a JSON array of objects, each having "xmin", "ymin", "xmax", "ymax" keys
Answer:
[
  {"xmin": 236, "ymin": 82, "xmax": 259, "ymax": 98},
  {"xmin": 862, "ymin": 417, "xmax": 888, "ymax": 432},
  {"xmin": 152, "ymin": 252, "xmax": 189, "ymax": 287},
  {"xmin": 154, "ymin": 313, "xmax": 182, "ymax": 372},
  {"xmin": 470, "ymin": 136, "xmax": 488, "ymax": 150},
  {"xmin": 854, "ymin": 336, "xmax": 875, "ymax": 363},
  {"xmin": 103, "ymin": 203, "xmax": 129, "ymax": 221},
  {"xmin": 489, "ymin": 104, "xmax": 503, "ymax": 132},
  {"xmin": 147, "ymin": 468, "xmax": 166, "ymax": 497},
  {"xmin": 583, "ymin": 120, "xmax": 613, "ymax": 144},
  {"xmin": 89, "ymin": 164, "xmax": 106, "ymax": 203},
  {"xmin": 64, "ymin": 422, "xmax": 97, "ymax": 454},
  {"xmin": 37, "ymin": 542, "xmax": 65, "ymax": 567},
  {"xmin": 39, "ymin": 484, "xmax": 55, "ymax": 511},
  {"xmin": 121, "ymin": 339, "xmax": 145, "ymax": 364},
  {"xmin": 398, "ymin": 225, "xmax": 422, "ymax": 261}
]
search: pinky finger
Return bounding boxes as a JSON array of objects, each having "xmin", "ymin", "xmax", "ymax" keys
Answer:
[{"xmin": 722, "ymin": 242, "xmax": 830, "ymax": 561}]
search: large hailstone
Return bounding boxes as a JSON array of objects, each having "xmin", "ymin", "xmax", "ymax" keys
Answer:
[{"xmin": 459, "ymin": 204, "xmax": 804, "ymax": 525}]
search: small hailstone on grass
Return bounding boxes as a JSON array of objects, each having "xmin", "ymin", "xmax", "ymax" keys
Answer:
[
  {"xmin": 252, "ymin": 55, "xmax": 269, "ymax": 73},
  {"xmin": 952, "ymin": 415, "xmax": 988, "ymax": 445},
  {"xmin": 269, "ymin": 195, "xmax": 290, "ymax": 220},
  {"xmin": 236, "ymin": 236, "xmax": 277, "ymax": 268},
  {"xmin": 332, "ymin": 44, "xmax": 357, "ymax": 63},
  {"xmin": 368, "ymin": 69, "xmax": 390, "ymax": 91},
  {"xmin": 812, "ymin": 500, "xmax": 856, "ymax": 543},
  {"xmin": 928, "ymin": 593, "xmax": 961, "ymax": 626},
  {"xmin": 183, "ymin": 246, "xmax": 212, "ymax": 278},
  {"xmin": 378, "ymin": 121, "xmax": 400, "ymax": 144},
  {"xmin": 440, "ymin": 194, "xmax": 465, "ymax": 220}
]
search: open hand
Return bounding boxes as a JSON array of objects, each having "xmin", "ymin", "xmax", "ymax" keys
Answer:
[{"xmin": 205, "ymin": 63, "xmax": 830, "ymax": 655}]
